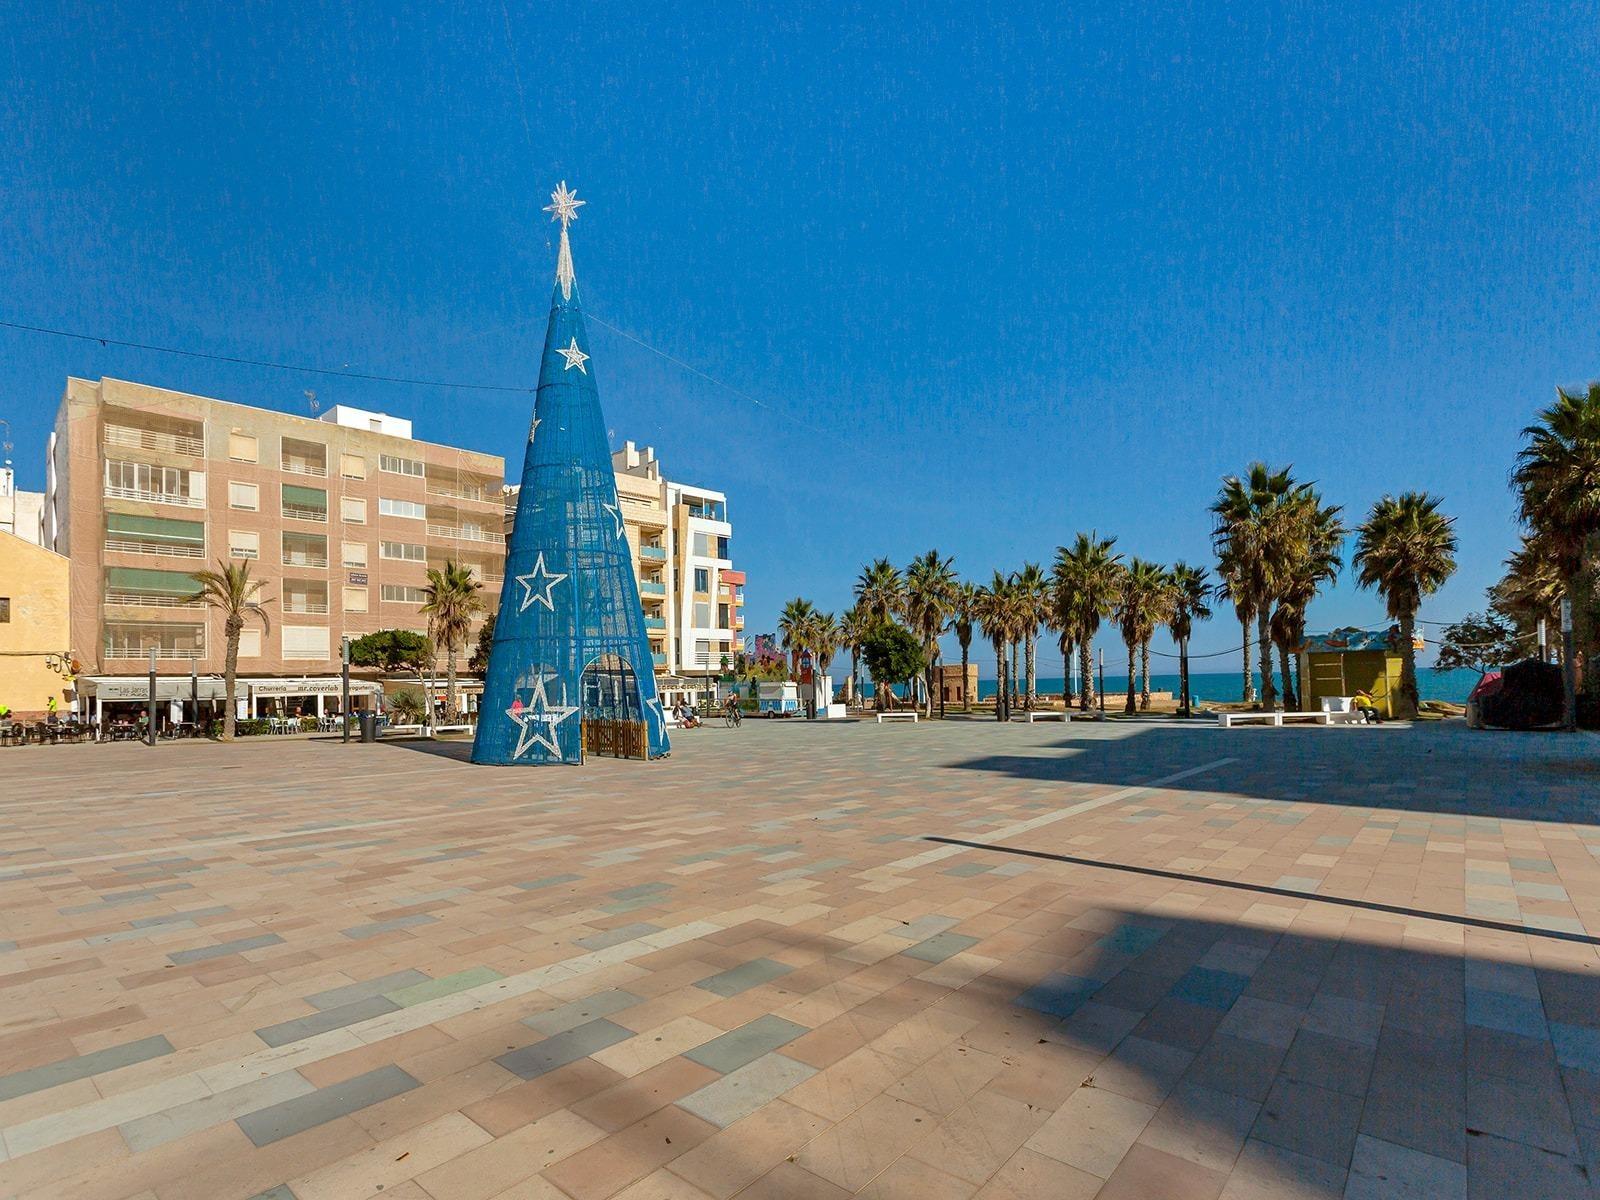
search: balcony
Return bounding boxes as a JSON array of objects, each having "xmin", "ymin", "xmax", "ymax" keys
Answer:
[
  {"xmin": 282, "ymin": 504, "xmax": 327, "ymax": 523},
  {"xmin": 105, "ymin": 567, "xmax": 200, "ymax": 609},
  {"xmin": 104, "ymin": 514, "xmax": 206, "ymax": 560},
  {"xmin": 427, "ymin": 523, "xmax": 504, "ymax": 544},
  {"xmin": 638, "ymin": 545, "xmax": 667, "ymax": 561},
  {"xmin": 282, "ymin": 551, "xmax": 328, "ymax": 568},
  {"xmin": 721, "ymin": 570, "xmax": 746, "ymax": 586},
  {"xmin": 282, "ymin": 484, "xmax": 329, "ymax": 523},
  {"xmin": 639, "ymin": 579, "xmax": 666, "ymax": 596},
  {"xmin": 282, "ymin": 600, "xmax": 331, "ymax": 615},
  {"xmin": 426, "ymin": 479, "xmax": 495, "ymax": 503},
  {"xmin": 105, "ymin": 423, "xmax": 205, "ymax": 458},
  {"xmin": 652, "ymin": 652, "xmax": 668, "ymax": 668},
  {"xmin": 104, "ymin": 622, "xmax": 206, "ymax": 661},
  {"xmin": 280, "ymin": 437, "xmax": 328, "ymax": 478},
  {"xmin": 643, "ymin": 616, "xmax": 666, "ymax": 631},
  {"xmin": 104, "ymin": 484, "xmax": 204, "ymax": 509}
]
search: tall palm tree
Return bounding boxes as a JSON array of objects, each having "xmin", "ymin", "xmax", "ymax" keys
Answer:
[
  {"xmin": 949, "ymin": 581, "xmax": 980, "ymax": 711},
  {"xmin": 1353, "ymin": 493, "xmax": 1458, "ymax": 719},
  {"xmin": 977, "ymin": 572, "xmax": 1015, "ymax": 721},
  {"xmin": 807, "ymin": 612, "xmax": 840, "ymax": 709},
  {"xmin": 1166, "ymin": 562, "xmax": 1212, "ymax": 717},
  {"xmin": 854, "ymin": 558, "xmax": 904, "ymax": 624},
  {"xmin": 1268, "ymin": 497, "xmax": 1345, "ymax": 706},
  {"xmin": 1013, "ymin": 562, "xmax": 1049, "ymax": 709},
  {"xmin": 1214, "ymin": 547, "xmax": 1256, "ymax": 705},
  {"xmin": 188, "ymin": 561, "xmax": 272, "ymax": 741},
  {"xmin": 1493, "ymin": 534, "xmax": 1563, "ymax": 650},
  {"xmin": 1512, "ymin": 382, "xmax": 1600, "ymax": 708},
  {"xmin": 778, "ymin": 597, "xmax": 817, "ymax": 676},
  {"xmin": 1115, "ymin": 559, "xmax": 1170, "ymax": 713},
  {"xmin": 838, "ymin": 605, "xmax": 870, "ymax": 704},
  {"xmin": 1211, "ymin": 464, "xmax": 1303, "ymax": 709},
  {"xmin": 903, "ymin": 550, "xmax": 956, "ymax": 717},
  {"xmin": 1053, "ymin": 532, "xmax": 1123, "ymax": 711},
  {"xmin": 421, "ymin": 560, "xmax": 485, "ymax": 723}
]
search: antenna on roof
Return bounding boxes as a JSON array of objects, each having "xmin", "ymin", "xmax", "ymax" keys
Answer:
[{"xmin": 304, "ymin": 390, "xmax": 319, "ymax": 415}]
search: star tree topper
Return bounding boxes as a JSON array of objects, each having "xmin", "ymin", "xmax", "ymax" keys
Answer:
[{"xmin": 544, "ymin": 181, "xmax": 585, "ymax": 301}]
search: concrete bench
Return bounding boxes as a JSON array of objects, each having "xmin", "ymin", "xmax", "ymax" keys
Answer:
[
  {"xmin": 1024, "ymin": 711, "xmax": 1067, "ymax": 722},
  {"xmin": 876, "ymin": 712, "xmax": 919, "ymax": 723},
  {"xmin": 1217, "ymin": 711, "xmax": 1281, "ymax": 728},
  {"xmin": 432, "ymin": 723, "xmax": 475, "ymax": 734},
  {"xmin": 1280, "ymin": 711, "xmax": 1333, "ymax": 726},
  {"xmin": 382, "ymin": 723, "xmax": 425, "ymax": 736}
]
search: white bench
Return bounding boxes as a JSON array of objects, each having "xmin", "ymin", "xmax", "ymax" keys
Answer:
[
  {"xmin": 432, "ymin": 723, "xmax": 474, "ymax": 734},
  {"xmin": 1024, "ymin": 711, "xmax": 1067, "ymax": 722},
  {"xmin": 383, "ymin": 723, "xmax": 425, "ymax": 736},
  {"xmin": 1217, "ymin": 711, "xmax": 1333, "ymax": 729},
  {"xmin": 876, "ymin": 712, "xmax": 919, "ymax": 723}
]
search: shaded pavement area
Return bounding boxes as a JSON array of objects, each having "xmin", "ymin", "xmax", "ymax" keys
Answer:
[{"xmin": 0, "ymin": 717, "xmax": 1597, "ymax": 1198}]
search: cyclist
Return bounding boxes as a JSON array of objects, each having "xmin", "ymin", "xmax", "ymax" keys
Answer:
[{"xmin": 723, "ymin": 694, "xmax": 742, "ymax": 727}]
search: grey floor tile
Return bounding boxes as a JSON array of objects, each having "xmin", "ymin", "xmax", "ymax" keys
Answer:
[
  {"xmin": 677, "ymin": 1053, "xmax": 817, "ymax": 1127},
  {"xmin": 575, "ymin": 921, "xmax": 662, "ymax": 951},
  {"xmin": 684, "ymin": 1015, "xmax": 809, "ymax": 1073},
  {"xmin": 695, "ymin": 958, "xmax": 793, "ymax": 997},
  {"xmin": 902, "ymin": 932, "xmax": 980, "ymax": 963},
  {"xmin": 495, "ymin": 1018, "xmax": 633, "ymax": 1079},
  {"xmin": 254, "ymin": 995, "xmax": 400, "ymax": 1048},
  {"xmin": 236, "ymin": 1065, "xmax": 418, "ymax": 1147},
  {"xmin": 339, "ymin": 914, "xmax": 438, "ymax": 940},
  {"xmin": 514, "ymin": 873, "xmax": 582, "ymax": 890},
  {"xmin": 122, "ymin": 1071, "xmax": 315, "ymax": 1152},
  {"xmin": 0, "ymin": 1034, "xmax": 175, "ymax": 1103},
  {"xmin": 522, "ymin": 989, "xmax": 642, "ymax": 1036},
  {"xmin": 305, "ymin": 968, "xmax": 429, "ymax": 1011},
  {"xmin": 168, "ymin": 933, "xmax": 285, "ymax": 964}
]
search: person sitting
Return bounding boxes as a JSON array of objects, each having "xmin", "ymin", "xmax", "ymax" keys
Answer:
[
  {"xmin": 677, "ymin": 702, "xmax": 700, "ymax": 728},
  {"xmin": 1352, "ymin": 688, "xmax": 1382, "ymax": 723}
]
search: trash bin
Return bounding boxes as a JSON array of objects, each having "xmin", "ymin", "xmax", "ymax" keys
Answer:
[{"xmin": 358, "ymin": 712, "xmax": 378, "ymax": 743}]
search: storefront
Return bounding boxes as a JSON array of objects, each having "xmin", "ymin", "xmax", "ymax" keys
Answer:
[
  {"xmin": 77, "ymin": 674, "xmax": 230, "ymax": 732},
  {"xmin": 247, "ymin": 677, "xmax": 384, "ymax": 720}
]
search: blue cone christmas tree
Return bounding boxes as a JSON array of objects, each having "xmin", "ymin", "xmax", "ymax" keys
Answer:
[{"xmin": 473, "ymin": 183, "xmax": 670, "ymax": 765}]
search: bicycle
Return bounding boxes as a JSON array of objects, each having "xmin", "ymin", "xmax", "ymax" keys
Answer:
[{"xmin": 722, "ymin": 705, "xmax": 743, "ymax": 729}]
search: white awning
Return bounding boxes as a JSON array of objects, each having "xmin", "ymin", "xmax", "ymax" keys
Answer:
[{"xmin": 79, "ymin": 676, "xmax": 230, "ymax": 702}]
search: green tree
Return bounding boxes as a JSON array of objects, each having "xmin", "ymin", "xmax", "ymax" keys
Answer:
[
  {"xmin": 1166, "ymin": 562, "xmax": 1212, "ymax": 717},
  {"xmin": 187, "ymin": 560, "xmax": 272, "ymax": 741},
  {"xmin": 1053, "ymin": 532, "xmax": 1123, "ymax": 711},
  {"xmin": 861, "ymin": 622, "xmax": 925, "ymax": 707},
  {"xmin": 949, "ymin": 581, "xmax": 980, "ymax": 712},
  {"xmin": 468, "ymin": 611, "xmax": 496, "ymax": 674},
  {"xmin": 350, "ymin": 630, "xmax": 436, "ymax": 720},
  {"xmin": 1211, "ymin": 463, "xmax": 1305, "ymax": 708},
  {"xmin": 1353, "ymin": 493, "xmax": 1458, "ymax": 719},
  {"xmin": 1435, "ymin": 612, "xmax": 1521, "ymax": 677},
  {"xmin": 839, "ymin": 605, "xmax": 870, "ymax": 704},
  {"xmin": 854, "ymin": 558, "xmax": 904, "ymax": 623},
  {"xmin": 421, "ymin": 561, "xmax": 485, "ymax": 722},
  {"xmin": 903, "ymin": 549, "xmax": 956, "ymax": 717},
  {"xmin": 1268, "ymin": 495, "xmax": 1346, "ymax": 706},
  {"xmin": 778, "ymin": 598, "xmax": 817, "ymax": 675},
  {"xmin": 1013, "ymin": 562, "xmax": 1050, "ymax": 709},
  {"xmin": 977, "ymin": 572, "xmax": 1021, "ymax": 721},
  {"xmin": 1116, "ymin": 559, "xmax": 1171, "ymax": 713}
]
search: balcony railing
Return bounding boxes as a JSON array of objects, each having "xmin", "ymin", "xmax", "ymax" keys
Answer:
[
  {"xmin": 426, "ymin": 523, "xmax": 503, "ymax": 544},
  {"xmin": 643, "ymin": 617, "xmax": 666, "ymax": 631},
  {"xmin": 104, "ymin": 538, "xmax": 205, "ymax": 560},
  {"xmin": 426, "ymin": 482, "xmax": 490, "ymax": 502},
  {"xmin": 105, "ymin": 591, "xmax": 197, "ymax": 609},
  {"xmin": 105, "ymin": 645, "xmax": 204, "ymax": 660},
  {"xmin": 105, "ymin": 485, "xmax": 204, "ymax": 509},
  {"xmin": 282, "ymin": 600, "xmax": 330, "ymax": 615},
  {"xmin": 638, "ymin": 579, "xmax": 666, "ymax": 596},
  {"xmin": 281, "ymin": 459, "xmax": 327, "ymax": 478},
  {"xmin": 652, "ymin": 652, "xmax": 668, "ymax": 667},
  {"xmin": 282, "ymin": 504, "xmax": 328, "ymax": 523},
  {"xmin": 638, "ymin": 545, "xmax": 667, "ymax": 560},
  {"xmin": 104, "ymin": 424, "xmax": 205, "ymax": 457},
  {"xmin": 282, "ymin": 552, "xmax": 329, "ymax": 568}
]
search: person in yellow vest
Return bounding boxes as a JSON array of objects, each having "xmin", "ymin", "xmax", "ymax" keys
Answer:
[
  {"xmin": 45, "ymin": 695, "xmax": 59, "ymax": 722},
  {"xmin": 1352, "ymin": 688, "xmax": 1382, "ymax": 724}
]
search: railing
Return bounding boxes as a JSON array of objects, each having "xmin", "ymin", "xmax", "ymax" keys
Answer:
[
  {"xmin": 105, "ymin": 591, "xmax": 197, "ymax": 608},
  {"xmin": 426, "ymin": 523, "xmax": 503, "ymax": 544},
  {"xmin": 281, "ymin": 459, "xmax": 327, "ymax": 478},
  {"xmin": 104, "ymin": 538, "xmax": 205, "ymax": 559},
  {"xmin": 231, "ymin": 548, "xmax": 260, "ymax": 560},
  {"xmin": 651, "ymin": 652, "xmax": 668, "ymax": 667},
  {"xmin": 104, "ymin": 485, "xmax": 204, "ymax": 509},
  {"xmin": 638, "ymin": 579, "xmax": 666, "ymax": 596},
  {"xmin": 643, "ymin": 617, "xmax": 667, "ymax": 630},
  {"xmin": 282, "ymin": 600, "xmax": 330, "ymax": 614},
  {"xmin": 104, "ymin": 424, "xmax": 204, "ymax": 457},
  {"xmin": 638, "ymin": 545, "xmax": 667, "ymax": 560},
  {"xmin": 105, "ymin": 645, "xmax": 205, "ymax": 660},
  {"xmin": 282, "ymin": 504, "xmax": 328, "ymax": 522},
  {"xmin": 426, "ymin": 482, "xmax": 489, "ymax": 502},
  {"xmin": 282, "ymin": 553, "xmax": 329, "ymax": 568}
]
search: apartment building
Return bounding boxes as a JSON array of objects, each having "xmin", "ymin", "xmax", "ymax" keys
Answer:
[
  {"xmin": 43, "ymin": 378, "xmax": 506, "ymax": 695},
  {"xmin": 503, "ymin": 441, "xmax": 745, "ymax": 679},
  {"xmin": 1, "ymin": 466, "xmax": 45, "ymax": 545}
]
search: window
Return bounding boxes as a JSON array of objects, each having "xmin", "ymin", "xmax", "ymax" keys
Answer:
[
  {"xmin": 339, "ymin": 452, "xmax": 366, "ymax": 479},
  {"xmin": 380, "ymin": 454, "xmax": 424, "ymax": 477},
  {"xmin": 228, "ymin": 432, "xmax": 258, "ymax": 463},
  {"xmin": 340, "ymin": 496, "xmax": 367, "ymax": 523},
  {"xmin": 104, "ymin": 513, "xmax": 205, "ymax": 558},
  {"xmin": 717, "ymin": 536, "xmax": 731, "ymax": 559},
  {"xmin": 380, "ymin": 541, "xmax": 426, "ymax": 562},
  {"xmin": 693, "ymin": 568, "xmax": 710, "ymax": 592},
  {"xmin": 282, "ymin": 532, "xmax": 328, "ymax": 568},
  {"xmin": 0, "ymin": 597, "xmax": 8, "ymax": 623},
  {"xmin": 282, "ymin": 626, "xmax": 331, "ymax": 661},
  {"xmin": 718, "ymin": 603, "xmax": 730, "ymax": 629},
  {"xmin": 342, "ymin": 586, "xmax": 368, "ymax": 613},
  {"xmin": 237, "ymin": 628, "xmax": 262, "ymax": 658},
  {"xmin": 228, "ymin": 530, "xmax": 260, "ymax": 560},
  {"xmin": 379, "ymin": 497, "xmax": 426, "ymax": 520},
  {"xmin": 692, "ymin": 532, "xmax": 712, "ymax": 557},
  {"xmin": 105, "ymin": 460, "xmax": 203, "ymax": 504},
  {"xmin": 341, "ymin": 540, "xmax": 368, "ymax": 568},
  {"xmin": 693, "ymin": 602, "xmax": 711, "ymax": 628},
  {"xmin": 381, "ymin": 584, "xmax": 428, "ymax": 604},
  {"xmin": 229, "ymin": 481, "xmax": 259, "ymax": 510},
  {"xmin": 104, "ymin": 622, "xmax": 205, "ymax": 659},
  {"xmin": 281, "ymin": 484, "xmax": 328, "ymax": 521}
]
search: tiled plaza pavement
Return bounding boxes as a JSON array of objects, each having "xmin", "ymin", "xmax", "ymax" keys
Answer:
[{"xmin": 1, "ymin": 718, "xmax": 1598, "ymax": 1199}]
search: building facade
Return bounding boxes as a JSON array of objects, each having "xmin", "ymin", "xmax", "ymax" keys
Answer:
[
  {"xmin": 0, "ymin": 530, "xmax": 72, "ymax": 719},
  {"xmin": 43, "ymin": 378, "xmax": 506, "ymax": 688},
  {"xmin": 0, "ymin": 466, "xmax": 45, "ymax": 545}
]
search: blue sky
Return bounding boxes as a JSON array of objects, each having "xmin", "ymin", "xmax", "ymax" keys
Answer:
[{"xmin": 2, "ymin": 2, "xmax": 1595, "ymax": 675}]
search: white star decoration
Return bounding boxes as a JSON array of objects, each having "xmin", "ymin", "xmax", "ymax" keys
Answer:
[
  {"xmin": 557, "ymin": 337, "xmax": 589, "ymax": 374},
  {"xmin": 507, "ymin": 671, "xmax": 578, "ymax": 760},
  {"xmin": 528, "ymin": 415, "xmax": 541, "ymax": 443},
  {"xmin": 644, "ymin": 696, "xmax": 664, "ymax": 734},
  {"xmin": 601, "ymin": 502, "xmax": 624, "ymax": 539},
  {"xmin": 543, "ymin": 181, "xmax": 586, "ymax": 229},
  {"xmin": 515, "ymin": 552, "xmax": 568, "ymax": 613}
]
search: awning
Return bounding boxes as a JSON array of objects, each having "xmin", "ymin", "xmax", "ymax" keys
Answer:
[
  {"xmin": 249, "ymin": 677, "xmax": 383, "ymax": 697},
  {"xmin": 282, "ymin": 484, "xmax": 328, "ymax": 508},
  {"xmin": 106, "ymin": 567, "xmax": 201, "ymax": 595},
  {"xmin": 106, "ymin": 513, "xmax": 205, "ymax": 545},
  {"xmin": 79, "ymin": 675, "xmax": 230, "ymax": 701}
]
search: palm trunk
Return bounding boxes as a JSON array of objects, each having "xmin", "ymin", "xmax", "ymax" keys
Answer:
[
  {"xmin": 1009, "ymin": 641, "xmax": 1019, "ymax": 709},
  {"xmin": 222, "ymin": 615, "xmax": 241, "ymax": 740},
  {"xmin": 1257, "ymin": 609, "xmax": 1277, "ymax": 708},
  {"xmin": 1397, "ymin": 611, "xmax": 1420, "ymax": 719},
  {"xmin": 445, "ymin": 645, "xmax": 459, "ymax": 723},
  {"xmin": 1179, "ymin": 636, "xmax": 1191, "ymax": 717},
  {"xmin": 1139, "ymin": 640, "xmax": 1152, "ymax": 711},
  {"xmin": 1277, "ymin": 639, "xmax": 1294, "ymax": 711},
  {"xmin": 1025, "ymin": 634, "xmax": 1037, "ymax": 707},
  {"xmin": 994, "ymin": 640, "xmax": 1006, "ymax": 721},
  {"xmin": 960, "ymin": 639, "xmax": 971, "ymax": 711},
  {"xmin": 1240, "ymin": 613, "xmax": 1255, "ymax": 703},
  {"xmin": 1078, "ymin": 637, "xmax": 1094, "ymax": 710},
  {"xmin": 1124, "ymin": 641, "xmax": 1137, "ymax": 714}
]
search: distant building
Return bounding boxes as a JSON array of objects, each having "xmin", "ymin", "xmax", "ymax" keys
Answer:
[
  {"xmin": 936, "ymin": 662, "xmax": 980, "ymax": 707},
  {"xmin": 0, "ymin": 466, "xmax": 44, "ymax": 544},
  {"xmin": 0, "ymin": 530, "xmax": 71, "ymax": 720}
]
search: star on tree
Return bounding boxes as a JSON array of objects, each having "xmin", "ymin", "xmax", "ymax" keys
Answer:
[
  {"xmin": 507, "ymin": 671, "xmax": 578, "ymax": 759},
  {"xmin": 543, "ymin": 181, "xmax": 586, "ymax": 229},
  {"xmin": 557, "ymin": 337, "xmax": 589, "ymax": 374},
  {"xmin": 515, "ymin": 552, "xmax": 569, "ymax": 613},
  {"xmin": 601, "ymin": 501, "xmax": 624, "ymax": 539}
]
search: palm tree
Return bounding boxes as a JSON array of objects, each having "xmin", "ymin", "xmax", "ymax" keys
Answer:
[
  {"xmin": 778, "ymin": 598, "xmax": 818, "ymax": 675},
  {"xmin": 1211, "ymin": 464, "xmax": 1303, "ymax": 709},
  {"xmin": 977, "ymin": 572, "xmax": 1016, "ymax": 721},
  {"xmin": 903, "ymin": 550, "xmax": 957, "ymax": 717},
  {"xmin": 188, "ymin": 561, "xmax": 272, "ymax": 741},
  {"xmin": 1494, "ymin": 534, "xmax": 1563, "ymax": 650},
  {"xmin": 838, "ymin": 605, "xmax": 870, "ymax": 704},
  {"xmin": 949, "ymin": 581, "xmax": 980, "ymax": 711},
  {"xmin": 1166, "ymin": 562, "xmax": 1212, "ymax": 717},
  {"xmin": 1268, "ymin": 497, "xmax": 1345, "ymax": 706},
  {"xmin": 1214, "ymin": 547, "xmax": 1256, "ymax": 705},
  {"xmin": 421, "ymin": 560, "xmax": 485, "ymax": 723},
  {"xmin": 1053, "ymin": 532, "xmax": 1123, "ymax": 711},
  {"xmin": 1115, "ymin": 559, "xmax": 1170, "ymax": 713},
  {"xmin": 1353, "ymin": 493, "xmax": 1458, "ymax": 719},
  {"xmin": 1512, "ymin": 382, "xmax": 1600, "ymax": 710},
  {"xmin": 1013, "ymin": 562, "xmax": 1049, "ymax": 709},
  {"xmin": 855, "ymin": 558, "xmax": 904, "ymax": 624},
  {"xmin": 808, "ymin": 611, "xmax": 840, "ymax": 709}
]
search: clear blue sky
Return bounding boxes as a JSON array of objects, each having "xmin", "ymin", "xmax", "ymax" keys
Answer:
[{"xmin": 3, "ymin": 2, "xmax": 1595, "ymax": 674}]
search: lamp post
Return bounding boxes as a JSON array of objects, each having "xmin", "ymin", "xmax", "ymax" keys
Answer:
[
  {"xmin": 341, "ymin": 636, "xmax": 351, "ymax": 743},
  {"xmin": 1561, "ymin": 598, "xmax": 1577, "ymax": 732},
  {"xmin": 146, "ymin": 646, "xmax": 158, "ymax": 747}
]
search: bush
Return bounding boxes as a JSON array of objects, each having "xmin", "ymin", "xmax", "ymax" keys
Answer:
[
  {"xmin": 389, "ymin": 688, "xmax": 427, "ymax": 723},
  {"xmin": 861, "ymin": 622, "xmax": 926, "ymax": 689},
  {"xmin": 233, "ymin": 718, "xmax": 271, "ymax": 737}
]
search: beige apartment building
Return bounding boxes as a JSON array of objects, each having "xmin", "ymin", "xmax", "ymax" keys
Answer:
[{"xmin": 43, "ymin": 378, "xmax": 505, "ymax": 711}]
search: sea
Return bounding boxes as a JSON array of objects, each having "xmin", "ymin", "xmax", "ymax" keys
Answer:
[{"xmin": 865, "ymin": 668, "xmax": 1481, "ymax": 705}]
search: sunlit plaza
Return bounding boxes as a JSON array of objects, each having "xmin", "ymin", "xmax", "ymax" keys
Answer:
[{"xmin": 1, "ymin": 720, "xmax": 1597, "ymax": 1199}]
